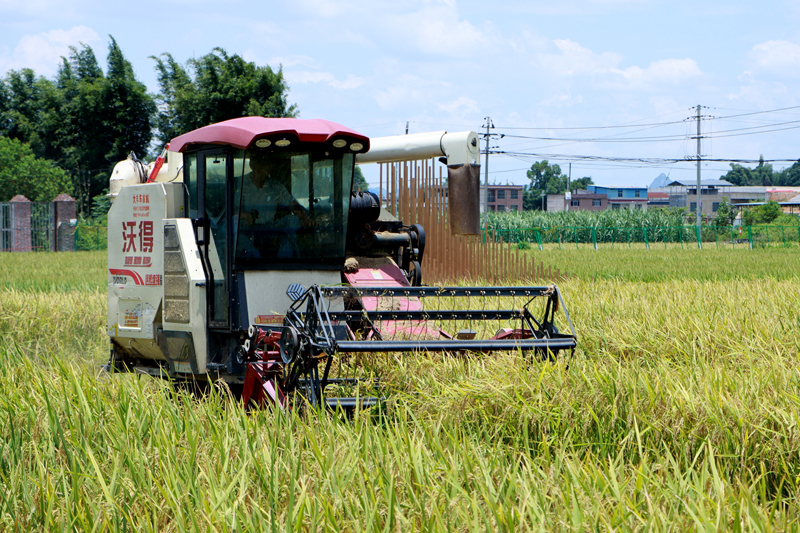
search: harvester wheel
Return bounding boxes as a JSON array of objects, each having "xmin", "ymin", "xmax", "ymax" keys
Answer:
[
  {"xmin": 406, "ymin": 260, "xmax": 422, "ymax": 286},
  {"xmin": 410, "ymin": 224, "xmax": 426, "ymax": 263},
  {"xmin": 279, "ymin": 326, "xmax": 300, "ymax": 364},
  {"xmin": 235, "ymin": 345, "xmax": 248, "ymax": 365}
]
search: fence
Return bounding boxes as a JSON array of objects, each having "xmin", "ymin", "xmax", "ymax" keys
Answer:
[
  {"xmin": 487, "ymin": 225, "xmax": 800, "ymax": 250},
  {"xmin": 0, "ymin": 195, "xmax": 77, "ymax": 252},
  {"xmin": 380, "ymin": 159, "xmax": 565, "ymax": 284},
  {"xmin": 75, "ymin": 225, "xmax": 107, "ymax": 251}
]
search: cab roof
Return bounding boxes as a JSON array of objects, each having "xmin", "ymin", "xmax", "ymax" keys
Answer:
[{"xmin": 170, "ymin": 117, "xmax": 369, "ymax": 153}]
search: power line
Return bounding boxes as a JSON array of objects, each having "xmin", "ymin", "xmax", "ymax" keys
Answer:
[
  {"xmin": 712, "ymin": 105, "xmax": 800, "ymax": 119},
  {"xmin": 492, "ymin": 150, "xmax": 800, "ymax": 165},
  {"xmin": 497, "ymin": 119, "xmax": 800, "ymax": 144},
  {"xmin": 494, "ymin": 119, "xmax": 687, "ymax": 131},
  {"xmin": 492, "ymin": 105, "xmax": 800, "ymax": 133}
]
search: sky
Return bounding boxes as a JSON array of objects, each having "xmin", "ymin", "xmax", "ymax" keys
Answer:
[{"xmin": 3, "ymin": 0, "xmax": 800, "ymax": 189}]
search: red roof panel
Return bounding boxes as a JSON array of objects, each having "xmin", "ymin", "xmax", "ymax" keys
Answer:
[{"xmin": 170, "ymin": 117, "xmax": 369, "ymax": 152}]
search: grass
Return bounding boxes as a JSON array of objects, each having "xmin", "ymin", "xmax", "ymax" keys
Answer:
[{"xmin": 0, "ymin": 250, "xmax": 798, "ymax": 530}]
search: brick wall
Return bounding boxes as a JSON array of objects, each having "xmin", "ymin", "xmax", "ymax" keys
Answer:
[
  {"xmin": 54, "ymin": 194, "xmax": 76, "ymax": 251},
  {"xmin": 9, "ymin": 195, "xmax": 31, "ymax": 252}
]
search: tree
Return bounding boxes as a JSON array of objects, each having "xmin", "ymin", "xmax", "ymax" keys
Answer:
[
  {"xmin": 773, "ymin": 160, "xmax": 800, "ymax": 186},
  {"xmin": 102, "ymin": 37, "xmax": 156, "ymax": 163},
  {"xmin": 353, "ymin": 165, "xmax": 369, "ymax": 192},
  {"xmin": 54, "ymin": 40, "xmax": 156, "ymax": 212},
  {"xmin": 742, "ymin": 200, "xmax": 782, "ymax": 226},
  {"xmin": 721, "ymin": 156, "xmax": 774, "ymax": 186},
  {"xmin": 1, "ymin": 38, "xmax": 155, "ymax": 214},
  {"xmin": 0, "ymin": 137, "xmax": 71, "ymax": 201},
  {"xmin": 152, "ymin": 48, "xmax": 297, "ymax": 144},
  {"xmin": 714, "ymin": 196, "xmax": 734, "ymax": 226},
  {"xmin": 570, "ymin": 176, "xmax": 593, "ymax": 191},
  {"xmin": 524, "ymin": 160, "xmax": 568, "ymax": 210}
]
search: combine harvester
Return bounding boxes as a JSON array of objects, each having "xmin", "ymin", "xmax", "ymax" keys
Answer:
[{"xmin": 105, "ymin": 117, "xmax": 576, "ymax": 409}]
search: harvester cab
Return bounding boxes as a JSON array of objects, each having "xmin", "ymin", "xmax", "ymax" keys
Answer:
[{"xmin": 106, "ymin": 117, "xmax": 576, "ymax": 410}]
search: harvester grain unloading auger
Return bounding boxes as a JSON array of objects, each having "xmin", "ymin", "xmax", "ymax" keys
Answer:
[{"xmin": 103, "ymin": 116, "xmax": 577, "ymax": 412}]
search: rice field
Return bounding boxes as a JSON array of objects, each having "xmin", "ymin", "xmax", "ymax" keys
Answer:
[
  {"xmin": 527, "ymin": 246, "xmax": 798, "ymax": 282},
  {"xmin": 0, "ymin": 250, "xmax": 799, "ymax": 531}
]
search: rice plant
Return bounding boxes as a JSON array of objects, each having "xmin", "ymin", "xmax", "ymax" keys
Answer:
[{"xmin": 0, "ymin": 250, "xmax": 798, "ymax": 530}]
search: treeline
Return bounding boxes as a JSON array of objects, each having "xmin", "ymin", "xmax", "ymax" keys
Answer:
[
  {"xmin": 720, "ymin": 156, "xmax": 800, "ymax": 187},
  {"xmin": 0, "ymin": 38, "xmax": 295, "ymax": 215}
]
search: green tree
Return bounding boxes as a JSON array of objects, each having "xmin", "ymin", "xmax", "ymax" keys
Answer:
[
  {"xmin": 570, "ymin": 176, "xmax": 594, "ymax": 191},
  {"xmin": 0, "ymin": 78, "xmax": 9, "ymax": 135},
  {"xmin": 742, "ymin": 200, "xmax": 783, "ymax": 225},
  {"xmin": 524, "ymin": 160, "xmax": 567, "ymax": 210},
  {"xmin": 0, "ymin": 137, "xmax": 71, "ymax": 201},
  {"xmin": 56, "ymin": 40, "xmax": 155, "ymax": 212},
  {"xmin": 773, "ymin": 160, "xmax": 800, "ymax": 186},
  {"xmin": 152, "ymin": 48, "xmax": 297, "ymax": 144},
  {"xmin": 102, "ymin": 37, "xmax": 156, "ymax": 163},
  {"xmin": 721, "ymin": 156, "xmax": 775, "ymax": 186},
  {"xmin": 714, "ymin": 196, "xmax": 734, "ymax": 226},
  {"xmin": 353, "ymin": 165, "xmax": 369, "ymax": 192},
  {"xmin": 2, "ymin": 69, "xmax": 60, "ymax": 158},
  {"xmin": 1, "ymin": 38, "xmax": 155, "ymax": 214}
]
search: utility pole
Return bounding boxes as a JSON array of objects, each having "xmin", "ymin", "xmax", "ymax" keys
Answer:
[
  {"xmin": 566, "ymin": 163, "xmax": 572, "ymax": 212},
  {"xmin": 695, "ymin": 104, "xmax": 702, "ymax": 232},
  {"xmin": 483, "ymin": 117, "xmax": 491, "ymax": 227},
  {"xmin": 479, "ymin": 118, "xmax": 505, "ymax": 225},
  {"xmin": 568, "ymin": 163, "xmax": 571, "ymax": 191}
]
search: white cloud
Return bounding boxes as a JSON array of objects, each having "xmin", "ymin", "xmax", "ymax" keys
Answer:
[
  {"xmin": 540, "ymin": 39, "xmax": 623, "ymax": 76},
  {"xmin": 0, "ymin": 0, "xmax": 63, "ymax": 15},
  {"xmin": 285, "ymin": 70, "xmax": 365, "ymax": 90},
  {"xmin": 292, "ymin": 0, "xmax": 352, "ymax": 18},
  {"xmin": 269, "ymin": 55, "xmax": 321, "ymax": 69},
  {"xmin": 539, "ymin": 91, "xmax": 584, "ymax": 108},
  {"xmin": 612, "ymin": 58, "xmax": 702, "ymax": 85},
  {"xmin": 749, "ymin": 40, "xmax": 800, "ymax": 74},
  {"xmin": 388, "ymin": 3, "xmax": 489, "ymax": 58},
  {"xmin": 0, "ymin": 26, "xmax": 101, "ymax": 76},
  {"xmin": 726, "ymin": 81, "xmax": 788, "ymax": 105},
  {"xmin": 437, "ymin": 95, "xmax": 479, "ymax": 116},
  {"xmin": 533, "ymin": 39, "xmax": 701, "ymax": 88}
]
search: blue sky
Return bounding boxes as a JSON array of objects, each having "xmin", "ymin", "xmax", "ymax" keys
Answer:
[{"xmin": 3, "ymin": 0, "xmax": 800, "ymax": 188}]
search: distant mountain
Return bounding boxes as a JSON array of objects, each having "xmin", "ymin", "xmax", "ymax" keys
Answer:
[{"xmin": 650, "ymin": 173, "xmax": 669, "ymax": 188}]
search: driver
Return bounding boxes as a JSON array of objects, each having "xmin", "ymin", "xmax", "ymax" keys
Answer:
[{"xmin": 240, "ymin": 152, "xmax": 315, "ymax": 228}]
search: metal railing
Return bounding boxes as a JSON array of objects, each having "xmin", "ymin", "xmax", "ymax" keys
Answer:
[
  {"xmin": 486, "ymin": 225, "xmax": 800, "ymax": 250},
  {"xmin": 75, "ymin": 225, "xmax": 107, "ymax": 251}
]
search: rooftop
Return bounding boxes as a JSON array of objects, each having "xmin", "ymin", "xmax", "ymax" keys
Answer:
[{"xmin": 665, "ymin": 179, "xmax": 733, "ymax": 187}]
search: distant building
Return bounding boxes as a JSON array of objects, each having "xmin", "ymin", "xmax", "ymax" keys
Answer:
[
  {"xmin": 487, "ymin": 184, "xmax": 524, "ymax": 212},
  {"xmin": 587, "ymin": 185, "xmax": 649, "ymax": 210},
  {"xmin": 647, "ymin": 191, "xmax": 670, "ymax": 208},
  {"xmin": 547, "ymin": 189, "xmax": 607, "ymax": 212},
  {"xmin": 651, "ymin": 180, "xmax": 800, "ymax": 217}
]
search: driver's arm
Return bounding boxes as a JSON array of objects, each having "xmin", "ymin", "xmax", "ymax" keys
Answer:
[{"xmin": 274, "ymin": 186, "xmax": 315, "ymax": 227}]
